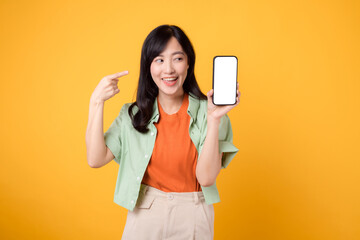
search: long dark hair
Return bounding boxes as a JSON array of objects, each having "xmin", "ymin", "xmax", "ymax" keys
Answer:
[{"xmin": 129, "ymin": 25, "xmax": 207, "ymax": 133}]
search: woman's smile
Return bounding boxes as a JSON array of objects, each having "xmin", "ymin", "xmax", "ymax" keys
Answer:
[{"xmin": 162, "ymin": 76, "xmax": 178, "ymax": 86}]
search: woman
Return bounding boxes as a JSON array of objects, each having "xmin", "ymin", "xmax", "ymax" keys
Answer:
[{"xmin": 86, "ymin": 25, "xmax": 240, "ymax": 239}]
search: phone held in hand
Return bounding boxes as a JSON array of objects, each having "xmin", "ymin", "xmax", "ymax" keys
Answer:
[{"xmin": 212, "ymin": 55, "xmax": 238, "ymax": 105}]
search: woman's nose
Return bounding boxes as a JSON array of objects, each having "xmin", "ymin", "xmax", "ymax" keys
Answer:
[{"xmin": 163, "ymin": 60, "xmax": 175, "ymax": 74}]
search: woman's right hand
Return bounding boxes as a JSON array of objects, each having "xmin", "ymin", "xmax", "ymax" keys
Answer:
[{"xmin": 90, "ymin": 71, "xmax": 129, "ymax": 104}]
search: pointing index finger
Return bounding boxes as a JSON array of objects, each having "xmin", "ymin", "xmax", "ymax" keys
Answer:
[{"xmin": 108, "ymin": 71, "xmax": 129, "ymax": 80}]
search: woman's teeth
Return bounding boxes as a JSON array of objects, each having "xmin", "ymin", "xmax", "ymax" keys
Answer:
[{"xmin": 162, "ymin": 77, "xmax": 178, "ymax": 82}]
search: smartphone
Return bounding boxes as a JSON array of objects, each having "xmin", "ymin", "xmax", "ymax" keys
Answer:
[{"xmin": 212, "ymin": 56, "xmax": 238, "ymax": 105}]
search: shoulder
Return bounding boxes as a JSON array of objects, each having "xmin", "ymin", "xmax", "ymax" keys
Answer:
[
  {"xmin": 188, "ymin": 94, "xmax": 208, "ymax": 116},
  {"xmin": 120, "ymin": 102, "xmax": 140, "ymax": 114},
  {"xmin": 120, "ymin": 102, "xmax": 134, "ymax": 113},
  {"xmin": 113, "ymin": 102, "xmax": 137, "ymax": 125},
  {"xmin": 197, "ymin": 99, "xmax": 208, "ymax": 118},
  {"xmin": 199, "ymin": 98, "xmax": 208, "ymax": 108},
  {"xmin": 195, "ymin": 98, "xmax": 231, "ymax": 126}
]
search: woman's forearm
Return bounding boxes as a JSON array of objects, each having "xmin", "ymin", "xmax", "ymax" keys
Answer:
[
  {"xmin": 196, "ymin": 117, "xmax": 222, "ymax": 187},
  {"xmin": 85, "ymin": 97, "xmax": 107, "ymax": 168}
]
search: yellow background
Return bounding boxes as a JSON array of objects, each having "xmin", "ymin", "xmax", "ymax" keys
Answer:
[{"xmin": 1, "ymin": 0, "xmax": 359, "ymax": 239}]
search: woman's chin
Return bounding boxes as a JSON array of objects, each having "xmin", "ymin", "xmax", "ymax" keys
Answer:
[{"xmin": 159, "ymin": 88, "xmax": 184, "ymax": 98}]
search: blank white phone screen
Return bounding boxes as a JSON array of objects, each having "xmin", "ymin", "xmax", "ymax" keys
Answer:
[{"xmin": 213, "ymin": 56, "xmax": 237, "ymax": 105}]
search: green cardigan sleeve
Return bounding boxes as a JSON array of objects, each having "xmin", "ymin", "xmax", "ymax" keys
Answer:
[
  {"xmin": 103, "ymin": 105, "xmax": 127, "ymax": 164},
  {"xmin": 198, "ymin": 112, "xmax": 239, "ymax": 169},
  {"xmin": 218, "ymin": 114, "xmax": 239, "ymax": 168}
]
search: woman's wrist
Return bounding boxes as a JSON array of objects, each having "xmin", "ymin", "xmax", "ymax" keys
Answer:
[
  {"xmin": 207, "ymin": 115, "xmax": 221, "ymax": 128},
  {"xmin": 90, "ymin": 95, "xmax": 104, "ymax": 105}
]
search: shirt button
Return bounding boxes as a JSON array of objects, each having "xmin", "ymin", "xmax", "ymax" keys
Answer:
[
  {"xmin": 131, "ymin": 200, "xmax": 134, "ymax": 204},
  {"xmin": 136, "ymin": 176, "xmax": 140, "ymax": 181},
  {"xmin": 151, "ymin": 132, "xmax": 154, "ymax": 136},
  {"xmin": 145, "ymin": 154, "xmax": 148, "ymax": 158},
  {"xmin": 168, "ymin": 194, "xmax": 174, "ymax": 200}
]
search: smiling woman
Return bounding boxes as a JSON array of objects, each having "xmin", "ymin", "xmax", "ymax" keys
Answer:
[{"xmin": 85, "ymin": 24, "xmax": 240, "ymax": 239}]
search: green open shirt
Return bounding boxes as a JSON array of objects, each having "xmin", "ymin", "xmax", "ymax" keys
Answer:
[{"xmin": 104, "ymin": 93, "xmax": 239, "ymax": 211}]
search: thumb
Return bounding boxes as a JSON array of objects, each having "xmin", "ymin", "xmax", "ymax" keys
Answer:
[
  {"xmin": 207, "ymin": 89, "xmax": 213, "ymax": 101},
  {"xmin": 206, "ymin": 89, "xmax": 214, "ymax": 102}
]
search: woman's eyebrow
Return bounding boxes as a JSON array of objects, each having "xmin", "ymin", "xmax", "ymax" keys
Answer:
[{"xmin": 158, "ymin": 51, "xmax": 185, "ymax": 57}]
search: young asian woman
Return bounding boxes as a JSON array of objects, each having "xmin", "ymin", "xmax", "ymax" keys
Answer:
[{"xmin": 86, "ymin": 24, "xmax": 241, "ymax": 240}]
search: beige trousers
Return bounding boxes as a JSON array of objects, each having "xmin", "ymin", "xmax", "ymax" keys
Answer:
[{"xmin": 122, "ymin": 184, "xmax": 214, "ymax": 240}]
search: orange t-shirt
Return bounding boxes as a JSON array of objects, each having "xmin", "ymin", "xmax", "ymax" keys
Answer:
[{"xmin": 142, "ymin": 93, "xmax": 201, "ymax": 192}]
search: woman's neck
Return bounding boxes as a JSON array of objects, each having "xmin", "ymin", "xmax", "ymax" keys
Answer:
[{"xmin": 158, "ymin": 91, "xmax": 185, "ymax": 115}]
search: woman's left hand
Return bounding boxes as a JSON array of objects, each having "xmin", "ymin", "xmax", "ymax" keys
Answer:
[{"xmin": 207, "ymin": 82, "xmax": 241, "ymax": 121}]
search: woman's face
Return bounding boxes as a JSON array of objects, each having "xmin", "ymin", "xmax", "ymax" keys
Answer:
[{"xmin": 150, "ymin": 37, "xmax": 189, "ymax": 98}]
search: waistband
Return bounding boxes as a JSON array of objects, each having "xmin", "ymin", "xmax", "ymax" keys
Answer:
[{"xmin": 139, "ymin": 184, "xmax": 205, "ymax": 204}]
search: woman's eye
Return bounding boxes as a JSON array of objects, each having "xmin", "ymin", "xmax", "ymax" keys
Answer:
[
  {"xmin": 175, "ymin": 57, "xmax": 183, "ymax": 61},
  {"xmin": 155, "ymin": 59, "xmax": 163, "ymax": 63}
]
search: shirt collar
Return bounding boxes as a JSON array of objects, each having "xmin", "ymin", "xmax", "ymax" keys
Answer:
[{"xmin": 149, "ymin": 92, "xmax": 200, "ymax": 124}]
